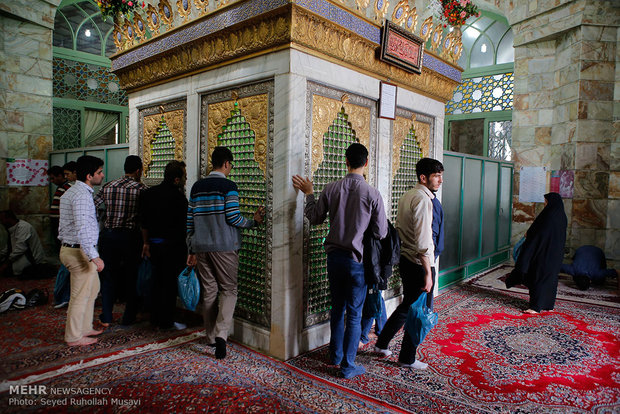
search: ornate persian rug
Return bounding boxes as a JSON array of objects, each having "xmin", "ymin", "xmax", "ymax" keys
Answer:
[
  {"xmin": 287, "ymin": 285, "xmax": 620, "ymax": 413},
  {"xmin": 0, "ymin": 276, "xmax": 196, "ymax": 380},
  {"xmin": 0, "ymin": 332, "xmax": 399, "ymax": 413},
  {"xmin": 469, "ymin": 264, "xmax": 620, "ymax": 308}
]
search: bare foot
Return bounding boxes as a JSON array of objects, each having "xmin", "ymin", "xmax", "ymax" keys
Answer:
[
  {"xmin": 85, "ymin": 329, "xmax": 103, "ymax": 336},
  {"xmin": 523, "ymin": 309, "xmax": 539, "ymax": 314},
  {"xmin": 67, "ymin": 337, "xmax": 97, "ymax": 346}
]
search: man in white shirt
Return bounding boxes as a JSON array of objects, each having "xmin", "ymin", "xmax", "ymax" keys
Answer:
[
  {"xmin": 374, "ymin": 157, "xmax": 444, "ymax": 369},
  {"xmin": 0, "ymin": 210, "xmax": 47, "ymax": 277},
  {"xmin": 59, "ymin": 155, "xmax": 105, "ymax": 346}
]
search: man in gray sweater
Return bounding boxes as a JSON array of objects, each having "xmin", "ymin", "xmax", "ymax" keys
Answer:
[{"xmin": 187, "ymin": 147, "xmax": 264, "ymax": 359}]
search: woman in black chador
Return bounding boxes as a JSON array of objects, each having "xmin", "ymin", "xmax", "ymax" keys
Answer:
[{"xmin": 507, "ymin": 192, "xmax": 567, "ymax": 314}]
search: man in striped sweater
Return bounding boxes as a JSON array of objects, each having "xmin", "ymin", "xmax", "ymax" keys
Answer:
[{"xmin": 187, "ymin": 146, "xmax": 265, "ymax": 359}]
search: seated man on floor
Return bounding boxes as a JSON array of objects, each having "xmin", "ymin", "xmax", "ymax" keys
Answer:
[
  {"xmin": 560, "ymin": 245, "xmax": 618, "ymax": 291},
  {"xmin": 0, "ymin": 210, "xmax": 53, "ymax": 278}
]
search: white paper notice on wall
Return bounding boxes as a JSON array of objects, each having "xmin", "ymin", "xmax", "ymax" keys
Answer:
[
  {"xmin": 519, "ymin": 166, "xmax": 547, "ymax": 203},
  {"xmin": 6, "ymin": 159, "xmax": 49, "ymax": 186}
]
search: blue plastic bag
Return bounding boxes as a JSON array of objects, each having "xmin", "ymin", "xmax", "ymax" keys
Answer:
[
  {"xmin": 513, "ymin": 236, "xmax": 526, "ymax": 262},
  {"xmin": 53, "ymin": 265, "xmax": 70, "ymax": 305},
  {"xmin": 404, "ymin": 292, "xmax": 438, "ymax": 347},
  {"xmin": 177, "ymin": 266, "xmax": 200, "ymax": 311},
  {"xmin": 136, "ymin": 258, "xmax": 152, "ymax": 298}
]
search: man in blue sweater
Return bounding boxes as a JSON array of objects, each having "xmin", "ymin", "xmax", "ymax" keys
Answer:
[{"xmin": 187, "ymin": 147, "xmax": 265, "ymax": 359}]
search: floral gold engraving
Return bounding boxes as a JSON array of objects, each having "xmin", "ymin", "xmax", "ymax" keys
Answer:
[
  {"xmin": 142, "ymin": 109, "xmax": 185, "ymax": 177},
  {"xmin": 392, "ymin": 115, "xmax": 414, "ymax": 179},
  {"xmin": 207, "ymin": 94, "xmax": 269, "ymax": 175},
  {"xmin": 311, "ymin": 95, "xmax": 341, "ymax": 175}
]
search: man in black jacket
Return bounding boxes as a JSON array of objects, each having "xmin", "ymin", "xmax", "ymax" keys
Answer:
[{"xmin": 139, "ymin": 161, "xmax": 188, "ymax": 330}]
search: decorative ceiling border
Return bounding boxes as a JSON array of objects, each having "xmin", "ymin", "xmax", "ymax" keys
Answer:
[
  {"xmin": 112, "ymin": 0, "xmax": 461, "ymax": 86},
  {"xmin": 113, "ymin": 0, "xmax": 290, "ymax": 71}
]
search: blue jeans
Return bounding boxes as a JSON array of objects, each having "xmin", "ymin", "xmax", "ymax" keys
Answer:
[
  {"xmin": 360, "ymin": 294, "xmax": 387, "ymax": 344},
  {"xmin": 327, "ymin": 250, "xmax": 367, "ymax": 377}
]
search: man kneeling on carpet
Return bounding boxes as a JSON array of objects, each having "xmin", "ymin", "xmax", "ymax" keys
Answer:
[
  {"xmin": 59, "ymin": 155, "xmax": 106, "ymax": 346},
  {"xmin": 0, "ymin": 210, "xmax": 53, "ymax": 279},
  {"xmin": 560, "ymin": 245, "xmax": 619, "ymax": 292}
]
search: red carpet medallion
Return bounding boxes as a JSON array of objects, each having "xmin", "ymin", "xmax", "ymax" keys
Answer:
[{"xmin": 287, "ymin": 285, "xmax": 620, "ymax": 413}]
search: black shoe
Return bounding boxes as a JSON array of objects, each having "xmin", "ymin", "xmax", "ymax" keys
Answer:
[{"xmin": 215, "ymin": 337, "xmax": 226, "ymax": 359}]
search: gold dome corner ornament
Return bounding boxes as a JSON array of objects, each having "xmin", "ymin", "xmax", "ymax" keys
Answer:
[
  {"xmin": 146, "ymin": 4, "xmax": 161, "ymax": 35},
  {"xmin": 177, "ymin": 0, "xmax": 192, "ymax": 22},
  {"xmin": 158, "ymin": 0, "xmax": 175, "ymax": 26},
  {"xmin": 391, "ymin": 0, "xmax": 408, "ymax": 26},
  {"xmin": 405, "ymin": 7, "xmax": 417, "ymax": 32},
  {"xmin": 373, "ymin": 0, "xmax": 389, "ymax": 21},
  {"xmin": 419, "ymin": 16, "xmax": 433, "ymax": 42}
]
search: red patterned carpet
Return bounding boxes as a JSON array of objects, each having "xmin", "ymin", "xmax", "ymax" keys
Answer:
[
  {"xmin": 1, "ymin": 272, "xmax": 619, "ymax": 413},
  {"xmin": 0, "ymin": 275, "xmax": 197, "ymax": 380},
  {"xmin": 287, "ymin": 284, "xmax": 620, "ymax": 413},
  {"xmin": 0, "ymin": 332, "xmax": 397, "ymax": 413}
]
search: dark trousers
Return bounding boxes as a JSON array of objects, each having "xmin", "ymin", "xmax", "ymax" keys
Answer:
[
  {"xmin": 376, "ymin": 256, "xmax": 435, "ymax": 364},
  {"xmin": 149, "ymin": 241, "xmax": 186, "ymax": 329},
  {"xmin": 326, "ymin": 249, "xmax": 366, "ymax": 377},
  {"xmin": 98, "ymin": 228, "xmax": 142, "ymax": 324}
]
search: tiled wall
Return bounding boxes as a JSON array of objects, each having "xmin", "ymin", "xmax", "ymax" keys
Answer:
[
  {"xmin": 0, "ymin": 2, "xmax": 57, "ymax": 254},
  {"xmin": 509, "ymin": 0, "xmax": 619, "ymax": 266}
]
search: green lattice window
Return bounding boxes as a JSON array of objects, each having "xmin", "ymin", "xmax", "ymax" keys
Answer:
[
  {"xmin": 53, "ymin": 107, "xmax": 81, "ymax": 150},
  {"xmin": 217, "ymin": 103, "xmax": 268, "ymax": 326},
  {"xmin": 53, "ymin": 58, "xmax": 127, "ymax": 106},
  {"xmin": 446, "ymin": 73, "xmax": 513, "ymax": 115},
  {"xmin": 306, "ymin": 108, "xmax": 358, "ymax": 326},
  {"xmin": 148, "ymin": 117, "xmax": 175, "ymax": 179},
  {"xmin": 388, "ymin": 127, "xmax": 422, "ymax": 293}
]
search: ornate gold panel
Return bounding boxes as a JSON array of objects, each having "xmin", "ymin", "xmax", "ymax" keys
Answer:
[
  {"xmin": 392, "ymin": 114, "xmax": 431, "ymax": 179},
  {"xmin": 392, "ymin": 115, "xmax": 414, "ymax": 179},
  {"xmin": 311, "ymin": 94, "xmax": 370, "ymax": 176},
  {"xmin": 207, "ymin": 94, "xmax": 269, "ymax": 175},
  {"xmin": 142, "ymin": 108, "xmax": 185, "ymax": 177},
  {"xmin": 311, "ymin": 95, "xmax": 340, "ymax": 175},
  {"xmin": 413, "ymin": 118, "xmax": 430, "ymax": 159}
]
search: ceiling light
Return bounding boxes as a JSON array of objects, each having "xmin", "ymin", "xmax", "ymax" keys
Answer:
[
  {"xmin": 481, "ymin": 43, "xmax": 487, "ymax": 53},
  {"xmin": 85, "ymin": 29, "xmax": 91, "ymax": 37}
]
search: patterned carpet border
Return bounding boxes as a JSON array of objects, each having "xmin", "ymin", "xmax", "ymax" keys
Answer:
[
  {"xmin": 0, "ymin": 334, "xmax": 401, "ymax": 413},
  {"xmin": 0, "ymin": 330, "xmax": 203, "ymax": 392}
]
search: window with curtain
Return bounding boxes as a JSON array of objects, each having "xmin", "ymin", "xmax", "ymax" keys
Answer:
[{"xmin": 84, "ymin": 110, "xmax": 119, "ymax": 146}]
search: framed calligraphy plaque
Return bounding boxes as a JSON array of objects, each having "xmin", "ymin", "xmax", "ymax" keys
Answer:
[{"xmin": 379, "ymin": 20, "xmax": 424, "ymax": 74}]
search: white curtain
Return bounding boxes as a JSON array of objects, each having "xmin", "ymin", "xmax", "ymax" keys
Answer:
[{"xmin": 83, "ymin": 110, "xmax": 118, "ymax": 146}]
